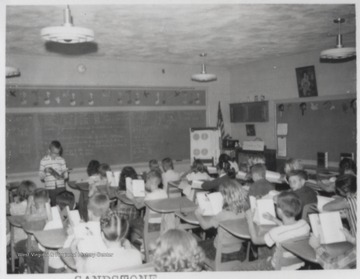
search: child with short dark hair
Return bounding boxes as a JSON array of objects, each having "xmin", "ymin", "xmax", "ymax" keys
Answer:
[
  {"xmin": 153, "ymin": 229, "xmax": 205, "ymax": 272},
  {"xmin": 201, "ymin": 154, "xmax": 236, "ymax": 192},
  {"xmin": 87, "ymin": 160, "xmax": 108, "ymax": 197},
  {"xmin": 248, "ymin": 164, "xmax": 275, "ymax": 198},
  {"xmin": 339, "ymin": 158, "xmax": 356, "ymax": 176},
  {"xmin": 116, "ymin": 166, "xmax": 140, "ymax": 221},
  {"xmin": 244, "ymin": 191, "xmax": 310, "ymax": 270},
  {"xmin": 55, "ymin": 190, "xmax": 76, "ymax": 211},
  {"xmin": 323, "ymin": 174, "xmax": 357, "ymax": 236},
  {"xmin": 161, "ymin": 157, "xmax": 180, "ymax": 194},
  {"xmin": 288, "ymin": 169, "xmax": 317, "ymax": 208},
  {"xmin": 149, "ymin": 159, "xmax": 162, "ymax": 174}
]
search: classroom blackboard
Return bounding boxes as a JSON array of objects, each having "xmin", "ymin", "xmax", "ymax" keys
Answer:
[
  {"xmin": 276, "ymin": 98, "xmax": 356, "ymax": 162},
  {"xmin": 6, "ymin": 110, "xmax": 206, "ymax": 173}
]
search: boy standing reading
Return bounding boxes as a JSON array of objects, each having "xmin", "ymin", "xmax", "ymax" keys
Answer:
[{"xmin": 244, "ymin": 191, "xmax": 310, "ymax": 270}]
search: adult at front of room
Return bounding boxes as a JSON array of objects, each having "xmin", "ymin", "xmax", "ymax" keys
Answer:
[{"xmin": 39, "ymin": 140, "xmax": 68, "ymax": 206}]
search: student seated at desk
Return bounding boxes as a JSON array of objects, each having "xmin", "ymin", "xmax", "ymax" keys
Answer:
[
  {"xmin": 153, "ymin": 229, "xmax": 205, "ymax": 272},
  {"xmin": 323, "ymin": 174, "xmax": 357, "ymax": 236},
  {"xmin": 87, "ymin": 160, "xmax": 108, "ymax": 197},
  {"xmin": 28, "ymin": 191, "xmax": 76, "ymax": 273},
  {"xmin": 25, "ymin": 188, "xmax": 50, "ymax": 221},
  {"xmin": 9, "ymin": 180, "xmax": 37, "ymax": 216},
  {"xmin": 283, "ymin": 158, "xmax": 303, "ymax": 181},
  {"xmin": 117, "ymin": 166, "xmax": 140, "ymax": 220},
  {"xmin": 244, "ymin": 192, "xmax": 310, "ymax": 270},
  {"xmin": 201, "ymin": 154, "xmax": 236, "ymax": 192},
  {"xmin": 73, "ymin": 211, "xmax": 142, "ymax": 273},
  {"xmin": 161, "ymin": 157, "xmax": 181, "ymax": 194},
  {"xmin": 318, "ymin": 158, "xmax": 356, "ymax": 193},
  {"xmin": 129, "ymin": 171, "xmax": 168, "ymax": 244},
  {"xmin": 288, "ymin": 170, "xmax": 317, "ymax": 208},
  {"xmin": 55, "ymin": 191, "xmax": 76, "ymax": 224},
  {"xmin": 7, "ymin": 180, "xmax": 37, "ymax": 269},
  {"xmin": 195, "ymin": 179, "xmax": 249, "ymax": 262},
  {"xmin": 149, "ymin": 159, "xmax": 162, "ymax": 175},
  {"xmin": 248, "ymin": 164, "xmax": 275, "ymax": 198},
  {"xmin": 309, "ymin": 228, "xmax": 356, "ymax": 269},
  {"xmin": 182, "ymin": 159, "xmax": 211, "ymax": 182}
]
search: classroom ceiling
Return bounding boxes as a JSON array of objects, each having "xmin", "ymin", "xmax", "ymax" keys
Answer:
[{"xmin": 6, "ymin": 4, "xmax": 356, "ymax": 66}]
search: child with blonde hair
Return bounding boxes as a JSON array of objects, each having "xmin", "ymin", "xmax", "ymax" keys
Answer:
[
  {"xmin": 153, "ymin": 229, "xmax": 205, "ymax": 272},
  {"xmin": 73, "ymin": 210, "xmax": 142, "ymax": 273},
  {"xmin": 195, "ymin": 179, "xmax": 249, "ymax": 262}
]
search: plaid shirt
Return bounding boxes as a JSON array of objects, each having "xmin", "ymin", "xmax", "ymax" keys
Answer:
[{"xmin": 316, "ymin": 246, "xmax": 357, "ymax": 269}]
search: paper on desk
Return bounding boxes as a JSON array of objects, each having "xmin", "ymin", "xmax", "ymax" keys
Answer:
[
  {"xmin": 191, "ymin": 180, "xmax": 204, "ymax": 189},
  {"xmin": 207, "ymin": 166, "xmax": 217, "ymax": 174},
  {"xmin": 277, "ymin": 137, "xmax": 287, "ymax": 157}
]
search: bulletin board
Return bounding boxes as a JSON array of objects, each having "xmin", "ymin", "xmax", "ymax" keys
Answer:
[
  {"xmin": 6, "ymin": 86, "xmax": 207, "ymax": 174},
  {"xmin": 276, "ymin": 97, "xmax": 356, "ymax": 162}
]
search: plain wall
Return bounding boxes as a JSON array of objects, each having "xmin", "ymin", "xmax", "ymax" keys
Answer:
[{"xmin": 229, "ymin": 49, "xmax": 356, "ymax": 150}]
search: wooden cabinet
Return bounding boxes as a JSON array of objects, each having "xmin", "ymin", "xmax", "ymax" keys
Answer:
[{"xmin": 230, "ymin": 101, "xmax": 269, "ymax": 122}]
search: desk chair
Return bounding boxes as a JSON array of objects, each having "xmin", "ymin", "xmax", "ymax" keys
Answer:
[
  {"xmin": 167, "ymin": 182, "xmax": 182, "ymax": 198},
  {"xmin": 143, "ymin": 207, "xmax": 162, "ymax": 263},
  {"xmin": 203, "ymin": 226, "xmax": 246, "ymax": 271}
]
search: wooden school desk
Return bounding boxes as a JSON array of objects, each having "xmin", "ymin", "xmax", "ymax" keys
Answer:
[
  {"xmin": 8, "ymin": 215, "xmax": 26, "ymax": 272},
  {"xmin": 282, "ymin": 237, "xmax": 355, "ymax": 265},
  {"xmin": 33, "ymin": 228, "xmax": 68, "ymax": 273},
  {"xmin": 219, "ymin": 219, "xmax": 277, "ymax": 239},
  {"xmin": 145, "ymin": 196, "xmax": 197, "ymax": 214},
  {"xmin": 8, "ymin": 215, "xmax": 46, "ymax": 273},
  {"xmin": 58, "ymin": 247, "xmax": 76, "ymax": 272}
]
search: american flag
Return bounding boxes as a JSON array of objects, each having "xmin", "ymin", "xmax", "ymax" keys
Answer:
[{"xmin": 217, "ymin": 101, "xmax": 225, "ymax": 139}]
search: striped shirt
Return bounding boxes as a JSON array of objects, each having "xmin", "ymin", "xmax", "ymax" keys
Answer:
[
  {"xmin": 264, "ymin": 219, "xmax": 310, "ymax": 270},
  {"xmin": 345, "ymin": 194, "xmax": 357, "ymax": 236},
  {"xmin": 39, "ymin": 155, "xmax": 67, "ymax": 189}
]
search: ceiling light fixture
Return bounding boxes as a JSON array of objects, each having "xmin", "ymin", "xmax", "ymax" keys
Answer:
[
  {"xmin": 191, "ymin": 53, "xmax": 217, "ymax": 82},
  {"xmin": 320, "ymin": 18, "xmax": 356, "ymax": 59},
  {"xmin": 41, "ymin": 5, "xmax": 94, "ymax": 44},
  {"xmin": 6, "ymin": 66, "xmax": 21, "ymax": 78}
]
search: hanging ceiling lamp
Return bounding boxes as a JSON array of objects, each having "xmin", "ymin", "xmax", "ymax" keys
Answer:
[
  {"xmin": 6, "ymin": 66, "xmax": 21, "ymax": 78},
  {"xmin": 320, "ymin": 18, "xmax": 356, "ymax": 59},
  {"xmin": 41, "ymin": 5, "xmax": 94, "ymax": 43},
  {"xmin": 191, "ymin": 53, "xmax": 217, "ymax": 82}
]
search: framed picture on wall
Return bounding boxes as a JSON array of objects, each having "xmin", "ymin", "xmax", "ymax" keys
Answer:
[
  {"xmin": 246, "ymin": 124, "xmax": 256, "ymax": 136},
  {"xmin": 295, "ymin": 65, "xmax": 318, "ymax": 98}
]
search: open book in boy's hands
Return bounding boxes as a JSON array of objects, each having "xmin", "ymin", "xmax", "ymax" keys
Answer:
[
  {"xmin": 196, "ymin": 192, "xmax": 223, "ymax": 216},
  {"xmin": 46, "ymin": 167, "xmax": 67, "ymax": 179},
  {"xmin": 45, "ymin": 204, "xmax": 63, "ymax": 230},
  {"xmin": 106, "ymin": 171, "xmax": 121, "ymax": 187},
  {"xmin": 249, "ymin": 196, "xmax": 277, "ymax": 225},
  {"xmin": 126, "ymin": 178, "xmax": 145, "ymax": 197},
  {"xmin": 309, "ymin": 211, "xmax": 346, "ymax": 244},
  {"xmin": 64, "ymin": 206, "xmax": 81, "ymax": 228}
]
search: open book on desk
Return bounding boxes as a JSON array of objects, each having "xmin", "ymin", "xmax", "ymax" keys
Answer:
[
  {"xmin": 249, "ymin": 196, "xmax": 277, "ymax": 225},
  {"xmin": 196, "ymin": 192, "xmax": 223, "ymax": 216},
  {"xmin": 309, "ymin": 211, "xmax": 346, "ymax": 244}
]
